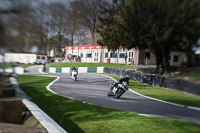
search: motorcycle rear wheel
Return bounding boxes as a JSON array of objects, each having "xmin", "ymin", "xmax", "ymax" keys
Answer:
[{"xmin": 107, "ymin": 91, "xmax": 114, "ymax": 97}]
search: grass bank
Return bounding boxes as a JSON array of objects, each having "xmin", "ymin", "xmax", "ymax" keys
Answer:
[
  {"xmin": 47, "ymin": 62, "xmax": 133, "ymax": 69},
  {"xmin": 108, "ymin": 75, "xmax": 200, "ymax": 107},
  {"xmin": 21, "ymin": 64, "xmax": 36, "ymax": 68},
  {"xmin": 0, "ymin": 63, "xmax": 11, "ymax": 68},
  {"xmin": 17, "ymin": 75, "xmax": 200, "ymax": 133},
  {"xmin": 177, "ymin": 71, "xmax": 200, "ymax": 81},
  {"xmin": 0, "ymin": 63, "xmax": 35, "ymax": 69}
]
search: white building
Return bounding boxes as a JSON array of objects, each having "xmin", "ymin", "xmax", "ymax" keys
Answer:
[
  {"xmin": 65, "ymin": 45, "xmax": 189, "ymax": 66},
  {"xmin": 4, "ymin": 53, "xmax": 47, "ymax": 64},
  {"xmin": 65, "ymin": 46, "xmax": 139, "ymax": 64}
]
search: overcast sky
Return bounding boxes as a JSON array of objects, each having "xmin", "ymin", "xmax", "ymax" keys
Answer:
[
  {"xmin": 0, "ymin": 0, "xmax": 111, "ymax": 9},
  {"xmin": 0, "ymin": 0, "xmax": 73, "ymax": 9}
]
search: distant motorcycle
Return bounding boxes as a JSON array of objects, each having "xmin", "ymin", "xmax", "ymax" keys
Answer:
[
  {"xmin": 71, "ymin": 70, "xmax": 78, "ymax": 81},
  {"xmin": 107, "ymin": 81, "xmax": 129, "ymax": 98}
]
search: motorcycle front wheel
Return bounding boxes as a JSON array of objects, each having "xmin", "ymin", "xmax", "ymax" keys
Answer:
[
  {"xmin": 114, "ymin": 88, "xmax": 124, "ymax": 98},
  {"xmin": 74, "ymin": 75, "xmax": 77, "ymax": 81}
]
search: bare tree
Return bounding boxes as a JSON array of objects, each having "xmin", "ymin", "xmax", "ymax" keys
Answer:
[
  {"xmin": 31, "ymin": 2, "xmax": 51, "ymax": 55},
  {"xmin": 48, "ymin": 2, "xmax": 68, "ymax": 56},
  {"xmin": 65, "ymin": 3, "xmax": 81, "ymax": 46},
  {"xmin": 3, "ymin": 0, "xmax": 35, "ymax": 52},
  {"xmin": 1, "ymin": 0, "xmax": 111, "ymax": 57},
  {"xmin": 70, "ymin": 0, "xmax": 110, "ymax": 45}
]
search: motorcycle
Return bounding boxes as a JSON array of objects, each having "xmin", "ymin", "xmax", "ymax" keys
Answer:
[
  {"xmin": 71, "ymin": 70, "xmax": 78, "ymax": 81},
  {"xmin": 107, "ymin": 81, "xmax": 129, "ymax": 98}
]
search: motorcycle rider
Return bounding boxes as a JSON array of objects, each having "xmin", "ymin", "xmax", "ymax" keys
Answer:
[
  {"xmin": 111, "ymin": 75, "xmax": 130, "ymax": 90},
  {"xmin": 70, "ymin": 66, "xmax": 78, "ymax": 76}
]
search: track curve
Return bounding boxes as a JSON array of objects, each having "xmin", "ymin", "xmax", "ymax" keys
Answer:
[{"xmin": 25, "ymin": 66, "xmax": 200, "ymax": 124}]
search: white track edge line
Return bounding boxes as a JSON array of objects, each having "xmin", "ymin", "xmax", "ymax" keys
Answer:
[
  {"xmin": 100, "ymin": 74, "xmax": 200, "ymax": 111},
  {"xmin": 46, "ymin": 76, "xmax": 60, "ymax": 94}
]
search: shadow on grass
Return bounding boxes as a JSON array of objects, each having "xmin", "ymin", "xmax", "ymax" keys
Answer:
[
  {"xmin": 20, "ymin": 83, "xmax": 85, "ymax": 133},
  {"xmin": 17, "ymin": 77, "xmax": 86, "ymax": 133},
  {"xmin": 19, "ymin": 79, "xmax": 138, "ymax": 132},
  {"xmin": 18, "ymin": 75, "xmax": 200, "ymax": 133}
]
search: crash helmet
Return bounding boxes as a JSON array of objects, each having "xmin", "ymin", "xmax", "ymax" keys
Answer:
[
  {"xmin": 72, "ymin": 66, "xmax": 75, "ymax": 70},
  {"xmin": 125, "ymin": 75, "xmax": 130, "ymax": 80}
]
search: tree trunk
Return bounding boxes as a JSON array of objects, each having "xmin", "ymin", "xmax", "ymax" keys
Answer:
[
  {"xmin": 186, "ymin": 45, "xmax": 193, "ymax": 67},
  {"xmin": 155, "ymin": 48, "xmax": 163, "ymax": 73},
  {"xmin": 91, "ymin": 29, "xmax": 95, "ymax": 44},
  {"xmin": 58, "ymin": 32, "xmax": 62, "ymax": 57},
  {"xmin": 163, "ymin": 44, "xmax": 170, "ymax": 73},
  {"xmin": 71, "ymin": 30, "xmax": 74, "ymax": 46}
]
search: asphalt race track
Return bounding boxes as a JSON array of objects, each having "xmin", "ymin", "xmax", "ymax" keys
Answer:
[{"xmin": 25, "ymin": 66, "xmax": 200, "ymax": 125}]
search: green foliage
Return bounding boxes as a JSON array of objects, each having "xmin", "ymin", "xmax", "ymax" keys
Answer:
[
  {"xmin": 98, "ymin": 0, "xmax": 200, "ymax": 72},
  {"xmin": 97, "ymin": 5, "xmax": 122, "ymax": 50}
]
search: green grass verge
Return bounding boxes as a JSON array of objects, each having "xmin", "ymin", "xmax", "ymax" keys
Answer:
[
  {"xmin": 108, "ymin": 75, "xmax": 200, "ymax": 107},
  {"xmin": 178, "ymin": 71, "xmax": 200, "ymax": 81},
  {"xmin": 0, "ymin": 63, "xmax": 11, "ymax": 68},
  {"xmin": 21, "ymin": 64, "xmax": 36, "ymax": 68},
  {"xmin": 17, "ymin": 75, "xmax": 200, "ymax": 133},
  {"xmin": 0, "ymin": 63, "xmax": 35, "ymax": 69},
  {"xmin": 47, "ymin": 62, "xmax": 133, "ymax": 69}
]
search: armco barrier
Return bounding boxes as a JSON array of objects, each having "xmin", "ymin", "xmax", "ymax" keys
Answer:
[
  {"xmin": 103, "ymin": 67, "xmax": 200, "ymax": 96},
  {"xmin": 44, "ymin": 67, "xmax": 104, "ymax": 73}
]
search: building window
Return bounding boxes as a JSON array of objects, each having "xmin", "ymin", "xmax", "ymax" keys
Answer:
[
  {"xmin": 119, "ymin": 53, "xmax": 126, "ymax": 58},
  {"xmin": 168, "ymin": 55, "xmax": 171, "ymax": 62},
  {"xmin": 105, "ymin": 53, "xmax": 108, "ymax": 58},
  {"xmin": 110, "ymin": 52, "xmax": 117, "ymax": 58},
  {"xmin": 145, "ymin": 52, "xmax": 150, "ymax": 59},
  {"xmin": 129, "ymin": 52, "xmax": 134, "ymax": 57},
  {"xmin": 94, "ymin": 58, "xmax": 98, "ymax": 61},
  {"xmin": 37, "ymin": 56, "xmax": 40, "ymax": 59},
  {"xmin": 86, "ymin": 53, "xmax": 92, "ymax": 58},
  {"xmin": 174, "ymin": 55, "xmax": 179, "ymax": 62},
  {"xmin": 42, "ymin": 56, "xmax": 45, "ymax": 60},
  {"xmin": 95, "ymin": 52, "xmax": 98, "ymax": 57},
  {"xmin": 168, "ymin": 55, "xmax": 171, "ymax": 61},
  {"xmin": 81, "ymin": 53, "xmax": 83, "ymax": 58}
]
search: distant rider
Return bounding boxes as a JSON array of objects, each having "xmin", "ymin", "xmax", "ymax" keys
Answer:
[{"xmin": 70, "ymin": 66, "xmax": 78, "ymax": 76}]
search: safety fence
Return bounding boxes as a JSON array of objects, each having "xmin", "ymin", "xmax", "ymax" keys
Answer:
[{"xmin": 44, "ymin": 67, "xmax": 104, "ymax": 73}]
